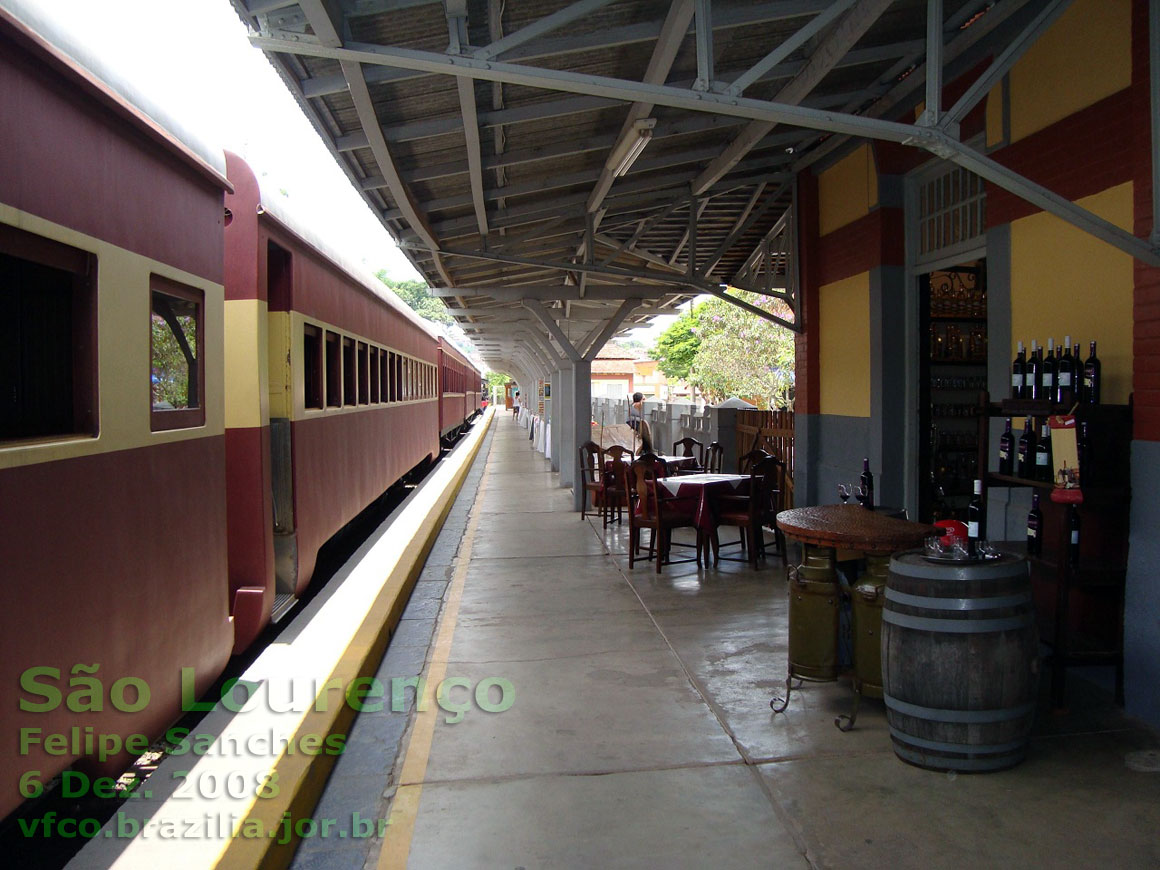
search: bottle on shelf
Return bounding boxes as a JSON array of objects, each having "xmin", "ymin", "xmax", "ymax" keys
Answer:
[
  {"xmin": 860, "ymin": 458, "xmax": 875, "ymax": 510},
  {"xmin": 1041, "ymin": 338, "xmax": 1056, "ymax": 403},
  {"xmin": 1017, "ymin": 417, "xmax": 1037, "ymax": 479},
  {"xmin": 1011, "ymin": 340, "xmax": 1026, "ymax": 400},
  {"xmin": 998, "ymin": 417, "xmax": 1015, "ymax": 475},
  {"xmin": 1068, "ymin": 505, "xmax": 1081, "ymax": 565},
  {"xmin": 1035, "ymin": 422, "xmax": 1053, "ymax": 483},
  {"xmin": 1027, "ymin": 340, "xmax": 1041, "ymax": 400},
  {"xmin": 967, "ymin": 479, "xmax": 984, "ymax": 552},
  {"xmin": 1057, "ymin": 335, "xmax": 1075, "ymax": 406},
  {"xmin": 1026, "ymin": 492, "xmax": 1043, "ymax": 556},
  {"xmin": 1083, "ymin": 340, "xmax": 1101, "ymax": 404}
]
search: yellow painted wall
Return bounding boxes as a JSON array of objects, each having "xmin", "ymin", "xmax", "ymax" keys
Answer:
[
  {"xmin": 987, "ymin": 0, "xmax": 1130, "ymax": 146},
  {"xmin": 819, "ymin": 272, "xmax": 871, "ymax": 418},
  {"xmin": 224, "ymin": 300, "xmax": 270, "ymax": 429},
  {"xmin": 0, "ymin": 207, "xmax": 224, "ymax": 470},
  {"xmin": 1009, "ymin": 183, "xmax": 1134, "ymax": 403},
  {"xmin": 817, "ymin": 144, "xmax": 878, "ymax": 237}
]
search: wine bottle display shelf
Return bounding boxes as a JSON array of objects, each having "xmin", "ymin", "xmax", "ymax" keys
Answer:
[{"xmin": 978, "ymin": 392, "xmax": 1130, "ymax": 709}]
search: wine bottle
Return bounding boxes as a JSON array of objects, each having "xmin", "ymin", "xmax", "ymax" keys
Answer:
[
  {"xmin": 1068, "ymin": 505, "xmax": 1081, "ymax": 565},
  {"xmin": 1083, "ymin": 340, "xmax": 1101, "ymax": 404},
  {"xmin": 1035, "ymin": 422, "xmax": 1053, "ymax": 483},
  {"xmin": 998, "ymin": 417, "xmax": 1014, "ymax": 475},
  {"xmin": 1026, "ymin": 493, "xmax": 1043, "ymax": 556},
  {"xmin": 1057, "ymin": 335, "xmax": 1075, "ymax": 406},
  {"xmin": 1041, "ymin": 338, "xmax": 1056, "ymax": 403},
  {"xmin": 1027, "ymin": 340, "xmax": 1041, "ymax": 400},
  {"xmin": 1017, "ymin": 417, "xmax": 1036, "ymax": 479},
  {"xmin": 860, "ymin": 458, "xmax": 875, "ymax": 511},
  {"xmin": 1011, "ymin": 340, "xmax": 1026, "ymax": 400},
  {"xmin": 967, "ymin": 479, "xmax": 984, "ymax": 551},
  {"xmin": 1077, "ymin": 421, "xmax": 1091, "ymax": 486}
]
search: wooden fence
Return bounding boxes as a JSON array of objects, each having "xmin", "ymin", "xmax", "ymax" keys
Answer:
[{"xmin": 736, "ymin": 409, "xmax": 795, "ymax": 507}]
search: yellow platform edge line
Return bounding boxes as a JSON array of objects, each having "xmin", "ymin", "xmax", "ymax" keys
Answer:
[
  {"xmin": 215, "ymin": 409, "xmax": 494, "ymax": 870},
  {"xmin": 375, "ymin": 451, "xmax": 489, "ymax": 870}
]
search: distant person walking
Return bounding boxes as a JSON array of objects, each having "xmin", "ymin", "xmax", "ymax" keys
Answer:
[{"xmin": 513, "ymin": 390, "xmax": 521, "ymax": 420}]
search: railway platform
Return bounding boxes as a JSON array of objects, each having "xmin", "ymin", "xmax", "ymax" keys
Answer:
[
  {"xmin": 295, "ymin": 417, "xmax": 1160, "ymax": 869},
  {"xmin": 67, "ymin": 410, "xmax": 1160, "ymax": 870}
]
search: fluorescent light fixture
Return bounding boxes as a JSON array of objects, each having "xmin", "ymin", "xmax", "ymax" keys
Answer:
[{"xmin": 611, "ymin": 118, "xmax": 656, "ymax": 178}]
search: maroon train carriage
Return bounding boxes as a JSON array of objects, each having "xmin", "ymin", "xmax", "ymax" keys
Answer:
[
  {"xmin": 223, "ymin": 153, "xmax": 442, "ymax": 650},
  {"xmin": 0, "ymin": 5, "xmax": 234, "ymax": 821},
  {"xmin": 436, "ymin": 336, "xmax": 481, "ymax": 444}
]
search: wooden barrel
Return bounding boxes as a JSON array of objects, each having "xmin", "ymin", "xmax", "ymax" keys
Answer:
[{"xmin": 882, "ymin": 552, "xmax": 1038, "ymax": 772}]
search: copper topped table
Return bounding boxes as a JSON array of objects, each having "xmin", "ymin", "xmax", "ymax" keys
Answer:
[{"xmin": 772, "ymin": 505, "xmax": 936, "ymax": 729}]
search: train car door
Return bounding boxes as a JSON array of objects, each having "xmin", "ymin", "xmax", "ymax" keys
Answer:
[{"xmin": 266, "ymin": 241, "xmax": 297, "ymax": 619}]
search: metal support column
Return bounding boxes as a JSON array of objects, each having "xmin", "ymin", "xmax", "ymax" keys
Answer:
[
  {"xmin": 570, "ymin": 359, "xmax": 592, "ymax": 510},
  {"xmin": 550, "ymin": 367, "xmax": 562, "ymax": 471},
  {"xmin": 558, "ymin": 362, "xmax": 575, "ymax": 489}
]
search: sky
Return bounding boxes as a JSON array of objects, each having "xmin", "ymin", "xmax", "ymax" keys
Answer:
[
  {"xmin": 26, "ymin": 0, "xmax": 674, "ymax": 347},
  {"xmin": 33, "ymin": 0, "xmax": 423, "ymax": 282}
]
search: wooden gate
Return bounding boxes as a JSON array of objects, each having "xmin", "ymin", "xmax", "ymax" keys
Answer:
[{"xmin": 736, "ymin": 409, "xmax": 794, "ymax": 507}]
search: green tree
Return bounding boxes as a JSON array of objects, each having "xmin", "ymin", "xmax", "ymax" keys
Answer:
[
  {"xmin": 375, "ymin": 273, "xmax": 453, "ymax": 324},
  {"xmin": 485, "ymin": 371, "xmax": 510, "ymax": 389},
  {"xmin": 649, "ymin": 305, "xmax": 704, "ymax": 380},
  {"xmin": 687, "ymin": 291, "xmax": 795, "ymax": 409}
]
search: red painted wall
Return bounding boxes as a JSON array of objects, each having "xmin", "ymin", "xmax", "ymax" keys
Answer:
[
  {"xmin": 0, "ymin": 438, "xmax": 232, "ymax": 818},
  {"xmin": 816, "ymin": 207, "xmax": 905, "ymax": 287},
  {"xmin": 0, "ymin": 25, "xmax": 224, "ymax": 281},
  {"xmin": 985, "ymin": 88, "xmax": 1136, "ymax": 228}
]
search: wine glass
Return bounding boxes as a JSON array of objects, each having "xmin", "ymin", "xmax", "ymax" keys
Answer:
[
  {"xmin": 855, "ymin": 484, "xmax": 868, "ymax": 507},
  {"xmin": 837, "ymin": 483, "xmax": 850, "ymax": 504}
]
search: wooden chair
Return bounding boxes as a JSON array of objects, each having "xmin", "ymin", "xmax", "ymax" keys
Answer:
[
  {"xmin": 737, "ymin": 446, "xmax": 772, "ymax": 474},
  {"xmin": 712, "ymin": 456, "xmax": 785, "ymax": 567},
  {"xmin": 624, "ymin": 457, "xmax": 701, "ymax": 573},
  {"xmin": 578, "ymin": 441, "xmax": 604, "ymax": 522},
  {"xmin": 671, "ymin": 437, "xmax": 705, "ymax": 472},
  {"xmin": 601, "ymin": 444, "xmax": 633, "ymax": 526},
  {"xmin": 705, "ymin": 442, "xmax": 724, "ymax": 473}
]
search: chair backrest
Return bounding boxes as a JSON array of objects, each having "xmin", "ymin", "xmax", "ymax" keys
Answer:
[
  {"xmin": 671, "ymin": 437, "xmax": 704, "ymax": 463},
  {"xmin": 637, "ymin": 451, "xmax": 669, "ymax": 477},
  {"xmin": 752, "ymin": 455, "xmax": 787, "ymax": 516},
  {"xmin": 605, "ymin": 444, "xmax": 632, "ymax": 490},
  {"xmin": 605, "ymin": 444, "xmax": 634, "ymax": 463},
  {"xmin": 705, "ymin": 442, "xmax": 724, "ymax": 473},
  {"xmin": 578, "ymin": 441, "xmax": 603, "ymax": 484},
  {"xmin": 738, "ymin": 447, "xmax": 772, "ymax": 474},
  {"xmin": 626, "ymin": 457, "xmax": 661, "ymax": 522}
]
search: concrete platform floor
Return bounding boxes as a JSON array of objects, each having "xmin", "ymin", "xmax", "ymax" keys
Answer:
[{"xmin": 297, "ymin": 418, "xmax": 1160, "ymax": 870}]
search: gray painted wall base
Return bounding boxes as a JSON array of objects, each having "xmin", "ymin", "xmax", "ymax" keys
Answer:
[
  {"xmin": 1125, "ymin": 440, "xmax": 1160, "ymax": 729},
  {"xmin": 798, "ymin": 414, "xmax": 872, "ymax": 509}
]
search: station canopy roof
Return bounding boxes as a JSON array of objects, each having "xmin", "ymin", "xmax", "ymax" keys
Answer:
[{"xmin": 231, "ymin": 0, "xmax": 1160, "ymax": 375}]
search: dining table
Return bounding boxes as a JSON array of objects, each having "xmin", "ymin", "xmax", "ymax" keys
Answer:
[
  {"xmin": 771, "ymin": 504, "xmax": 937, "ymax": 730},
  {"xmin": 656, "ymin": 472, "xmax": 749, "ymax": 533}
]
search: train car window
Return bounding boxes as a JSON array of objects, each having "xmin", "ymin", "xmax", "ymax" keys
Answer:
[
  {"xmin": 303, "ymin": 324, "xmax": 323, "ymax": 409},
  {"xmin": 357, "ymin": 341, "xmax": 369, "ymax": 405},
  {"xmin": 325, "ymin": 331, "xmax": 341, "ymax": 407},
  {"xmin": 0, "ymin": 225, "xmax": 97, "ymax": 441},
  {"xmin": 394, "ymin": 353, "xmax": 402, "ymax": 401},
  {"xmin": 342, "ymin": 337, "xmax": 356, "ymax": 405},
  {"xmin": 383, "ymin": 351, "xmax": 393, "ymax": 402},
  {"xmin": 266, "ymin": 241, "xmax": 292, "ymax": 311},
  {"xmin": 150, "ymin": 276, "xmax": 205, "ymax": 431},
  {"xmin": 369, "ymin": 347, "xmax": 380, "ymax": 403}
]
